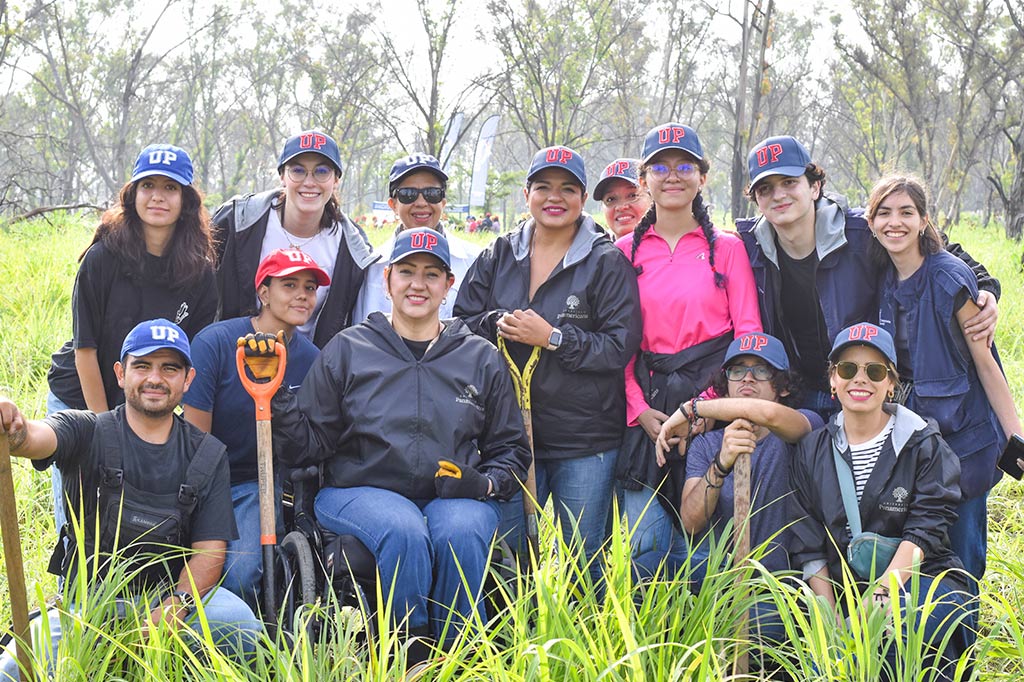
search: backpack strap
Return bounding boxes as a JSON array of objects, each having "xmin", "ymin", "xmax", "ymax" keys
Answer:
[
  {"xmin": 832, "ymin": 439, "xmax": 863, "ymax": 538},
  {"xmin": 177, "ymin": 432, "xmax": 225, "ymax": 517},
  {"xmin": 96, "ymin": 410, "xmax": 125, "ymax": 491}
]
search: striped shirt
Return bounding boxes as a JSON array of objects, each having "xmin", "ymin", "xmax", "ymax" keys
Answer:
[{"xmin": 849, "ymin": 415, "xmax": 896, "ymax": 501}]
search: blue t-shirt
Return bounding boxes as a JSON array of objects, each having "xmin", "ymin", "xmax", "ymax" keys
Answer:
[
  {"xmin": 183, "ymin": 317, "xmax": 319, "ymax": 484},
  {"xmin": 685, "ymin": 408, "xmax": 823, "ymax": 573}
]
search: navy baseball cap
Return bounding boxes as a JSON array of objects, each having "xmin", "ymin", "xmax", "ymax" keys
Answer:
[
  {"xmin": 593, "ymin": 158, "xmax": 640, "ymax": 201},
  {"xmin": 527, "ymin": 146, "xmax": 586, "ymax": 188},
  {"xmin": 747, "ymin": 135, "xmax": 812, "ymax": 188},
  {"xmin": 389, "ymin": 228, "xmax": 451, "ymax": 270},
  {"xmin": 130, "ymin": 144, "xmax": 194, "ymax": 186},
  {"xmin": 828, "ymin": 323, "xmax": 897, "ymax": 366},
  {"xmin": 120, "ymin": 319, "xmax": 192, "ymax": 365},
  {"xmin": 278, "ymin": 131, "xmax": 343, "ymax": 175},
  {"xmin": 389, "ymin": 153, "xmax": 448, "ymax": 194},
  {"xmin": 723, "ymin": 333, "xmax": 790, "ymax": 371},
  {"xmin": 641, "ymin": 123, "xmax": 704, "ymax": 164}
]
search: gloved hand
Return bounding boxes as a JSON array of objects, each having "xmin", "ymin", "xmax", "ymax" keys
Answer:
[
  {"xmin": 434, "ymin": 460, "xmax": 491, "ymax": 499},
  {"xmin": 237, "ymin": 331, "xmax": 285, "ymax": 379}
]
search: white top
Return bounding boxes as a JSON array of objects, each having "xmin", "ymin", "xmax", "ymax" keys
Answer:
[
  {"xmin": 259, "ymin": 208, "xmax": 342, "ymax": 338},
  {"xmin": 848, "ymin": 414, "xmax": 897, "ymax": 501}
]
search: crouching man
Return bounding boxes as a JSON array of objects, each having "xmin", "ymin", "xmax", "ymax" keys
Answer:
[{"xmin": 0, "ymin": 319, "xmax": 263, "ymax": 681}]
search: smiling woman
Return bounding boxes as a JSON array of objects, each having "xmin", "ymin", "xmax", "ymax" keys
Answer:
[{"xmin": 212, "ymin": 130, "xmax": 377, "ymax": 349}]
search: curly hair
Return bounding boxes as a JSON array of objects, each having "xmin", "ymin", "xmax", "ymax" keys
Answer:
[
  {"xmin": 82, "ymin": 179, "xmax": 214, "ymax": 288},
  {"xmin": 629, "ymin": 154, "xmax": 725, "ymax": 288},
  {"xmin": 709, "ymin": 364, "xmax": 802, "ymax": 408}
]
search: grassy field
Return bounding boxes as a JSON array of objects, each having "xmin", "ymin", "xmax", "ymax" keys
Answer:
[{"xmin": 0, "ymin": 212, "xmax": 1023, "ymax": 679}]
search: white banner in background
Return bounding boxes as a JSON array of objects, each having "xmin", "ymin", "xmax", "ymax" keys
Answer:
[{"xmin": 468, "ymin": 114, "xmax": 500, "ymax": 207}]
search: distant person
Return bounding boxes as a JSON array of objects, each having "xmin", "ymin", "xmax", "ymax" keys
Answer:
[
  {"xmin": 867, "ymin": 174, "xmax": 1022, "ymax": 584},
  {"xmin": 491, "ymin": 215, "xmax": 501, "ymax": 233},
  {"xmin": 480, "ymin": 213, "xmax": 493, "ymax": 232},
  {"xmin": 1, "ymin": 320, "xmax": 262, "ymax": 681},
  {"xmin": 183, "ymin": 249, "xmax": 328, "ymax": 606},
  {"xmin": 592, "ymin": 158, "xmax": 651, "ymax": 238},
  {"xmin": 456, "ymin": 146, "xmax": 642, "ymax": 585},
  {"xmin": 737, "ymin": 135, "xmax": 1000, "ymax": 420},
  {"xmin": 46, "ymin": 143, "xmax": 218, "ymax": 556},
  {"xmin": 351, "ymin": 154, "xmax": 480, "ymax": 322},
  {"xmin": 212, "ymin": 130, "xmax": 377, "ymax": 348}
]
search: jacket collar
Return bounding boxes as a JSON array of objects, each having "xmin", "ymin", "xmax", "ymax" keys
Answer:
[
  {"xmin": 509, "ymin": 214, "xmax": 607, "ymax": 268},
  {"xmin": 750, "ymin": 194, "xmax": 852, "ymax": 267},
  {"xmin": 364, "ymin": 311, "xmax": 470, "ymax": 359},
  {"xmin": 829, "ymin": 402, "xmax": 928, "ymax": 458}
]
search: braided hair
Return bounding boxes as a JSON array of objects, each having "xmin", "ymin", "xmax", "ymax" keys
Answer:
[{"xmin": 629, "ymin": 165, "xmax": 726, "ymax": 289}]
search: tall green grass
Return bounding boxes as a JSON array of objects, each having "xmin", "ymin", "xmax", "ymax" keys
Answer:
[{"xmin": 2, "ymin": 212, "xmax": 1024, "ymax": 679}]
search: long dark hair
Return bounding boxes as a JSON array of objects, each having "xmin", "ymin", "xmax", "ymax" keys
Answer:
[
  {"xmin": 866, "ymin": 174, "xmax": 942, "ymax": 266},
  {"xmin": 629, "ymin": 155, "xmax": 725, "ymax": 288},
  {"xmin": 82, "ymin": 180, "xmax": 214, "ymax": 288}
]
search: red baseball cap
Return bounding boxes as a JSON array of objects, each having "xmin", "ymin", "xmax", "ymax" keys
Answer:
[{"xmin": 254, "ymin": 249, "xmax": 331, "ymax": 289}]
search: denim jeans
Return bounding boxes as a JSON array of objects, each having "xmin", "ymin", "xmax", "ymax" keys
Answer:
[
  {"xmin": 948, "ymin": 492, "xmax": 987, "ymax": 588},
  {"xmin": 0, "ymin": 587, "xmax": 263, "ymax": 681},
  {"xmin": 499, "ymin": 449, "xmax": 618, "ymax": 585},
  {"xmin": 314, "ymin": 486, "xmax": 499, "ymax": 643},
  {"xmin": 221, "ymin": 481, "xmax": 283, "ymax": 610},
  {"xmin": 45, "ymin": 392, "xmax": 71, "ymax": 545},
  {"xmin": 620, "ymin": 484, "xmax": 688, "ymax": 579}
]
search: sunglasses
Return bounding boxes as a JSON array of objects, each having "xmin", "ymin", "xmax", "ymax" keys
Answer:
[
  {"xmin": 833, "ymin": 361, "xmax": 891, "ymax": 382},
  {"xmin": 648, "ymin": 162, "xmax": 699, "ymax": 179},
  {"xmin": 725, "ymin": 364, "xmax": 775, "ymax": 381},
  {"xmin": 286, "ymin": 165, "xmax": 335, "ymax": 183},
  {"xmin": 393, "ymin": 187, "xmax": 445, "ymax": 204}
]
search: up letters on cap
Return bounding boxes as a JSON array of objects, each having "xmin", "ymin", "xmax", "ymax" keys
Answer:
[
  {"xmin": 755, "ymin": 143, "xmax": 784, "ymax": 168},
  {"xmin": 150, "ymin": 325, "xmax": 180, "ymax": 343},
  {"xmin": 606, "ymin": 160, "xmax": 629, "ymax": 176},
  {"xmin": 148, "ymin": 150, "xmax": 177, "ymax": 166},
  {"xmin": 410, "ymin": 231, "xmax": 438, "ymax": 251},
  {"xmin": 738, "ymin": 334, "xmax": 769, "ymax": 352},
  {"xmin": 300, "ymin": 133, "xmax": 327, "ymax": 150},
  {"xmin": 848, "ymin": 324, "xmax": 878, "ymax": 341},
  {"xmin": 283, "ymin": 249, "xmax": 315, "ymax": 265},
  {"xmin": 658, "ymin": 126, "xmax": 687, "ymax": 144},
  {"xmin": 546, "ymin": 148, "xmax": 574, "ymax": 164}
]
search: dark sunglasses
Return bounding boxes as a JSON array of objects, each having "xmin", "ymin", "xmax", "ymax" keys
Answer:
[
  {"xmin": 833, "ymin": 361, "xmax": 890, "ymax": 382},
  {"xmin": 393, "ymin": 187, "xmax": 445, "ymax": 204},
  {"xmin": 725, "ymin": 364, "xmax": 774, "ymax": 381}
]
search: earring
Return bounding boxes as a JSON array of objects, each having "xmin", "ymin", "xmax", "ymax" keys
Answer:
[
  {"xmin": 442, "ymin": 297, "xmax": 448, "ymax": 305},
  {"xmin": 830, "ymin": 387, "xmax": 837, "ymax": 399},
  {"xmin": 384, "ymin": 292, "xmax": 391, "ymax": 301},
  {"xmin": 887, "ymin": 389, "xmax": 895, "ymax": 400}
]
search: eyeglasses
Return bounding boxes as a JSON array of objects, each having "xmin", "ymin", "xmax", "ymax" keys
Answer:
[
  {"xmin": 286, "ymin": 165, "xmax": 335, "ymax": 183},
  {"xmin": 833, "ymin": 361, "xmax": 891, "ymax": 382},
  {"xmin": 725, "ymin": 364, "xmax": 775, "ymax": 381},
  {"xmin": 393, "ymin": 187, "xmax": 445, "ymax": 204},
  {"xmin": 648, "ymin": 162, "xmax": 699, "ymax": 180},
  {"xmin": 602, "ymin": 192, "xmax": 643, "ymax": 208}
]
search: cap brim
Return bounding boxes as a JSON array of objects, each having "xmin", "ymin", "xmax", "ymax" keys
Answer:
[
  {"xmin": 389, "ymin": 249, "xmax": 451, "ymax": 270},
  {"xmin": 749, "ymin": 165, "xmax": 807, "ymax": 188},
  {"xmin": 722, "ymin": 349, "xmax": 788, "ymax": 371},
  {"xmin": 131, "ymin": 169, "xmax": 192, "ymax": 187},
  {"xmin": 266, "ymin": 265, "xmax": 332, "ymax": 287},
  {"xmin": 277, "ymin": 151, "xmax": 343, "ymax": 175},
  {"xmin": 390, "ymin": 165, "xmax": 449, "ymax": 189},
  {"xmin": 828, "ymin": 340, "xmax": 897, "ymax": 365},
  {"xmin": 527, "ymin": 163, "xmax": 586, "ymax": 188},
  {"xmin": 593, "ymin": 175, "xmax": 639, "ymax": 201},
  {"xmin": 641, "ymin": 146, "xmax": 704, "ymax": 165},
  {"xmin": 122, "ymin": 345, "xmax": 191, "ymax": 365}
]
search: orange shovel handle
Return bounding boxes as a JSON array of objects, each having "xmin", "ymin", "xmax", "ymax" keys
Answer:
[{"xmin": 235, "ymin": 343, "xmax": 287, "ymax": 420}]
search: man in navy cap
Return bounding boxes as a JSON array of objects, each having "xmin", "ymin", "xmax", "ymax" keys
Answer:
[
  {"xmin": 352, "ymin": 153, "xmax": 481, "ymax": 322},
  {"xmin": 0, "ymin": 320, "xmax": 262, "ymax": 679},
  {"xmin": 736, "ymin": 135, "xmax": 1001, "ymax": 420}
]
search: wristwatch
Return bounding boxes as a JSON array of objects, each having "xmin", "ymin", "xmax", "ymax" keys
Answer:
[
  {"xmin": 546, "ymin": 327, "xmax": 563, "ymax": 351},
  {"xmin": 172, "ymin": 590, "xmax": 196, "ymax": 614}
]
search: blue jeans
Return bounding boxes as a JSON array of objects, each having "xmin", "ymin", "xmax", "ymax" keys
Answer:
[
  {"xmin": 314, "ymin": 486, "xmax": 499, "ymax": 643},
  {"xmin": 948, "ymin": 492, "xmax": 987, "ymax": 587},
  {"xmin": 621, "ymin": 484, "xmax": 688, "ymax": 579},
  {"xmin": 0, "ymin": 587, "xmax": 263, "ymax": 681},
  {"xmin": 221, "ymin": 481, "xmax": 283, "ymax": 609},
  {"xmin": 499, "ymin": 449, "xmax": 618, "ymax": 585},
  {"xmin": 46, "ymin": 392, "xmax": 71, "ymax": 545}
]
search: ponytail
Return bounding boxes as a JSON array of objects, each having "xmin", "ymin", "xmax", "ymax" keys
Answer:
[{"xmin": 693, "ymin": 192, "xmax": 726, "ymax": 289}]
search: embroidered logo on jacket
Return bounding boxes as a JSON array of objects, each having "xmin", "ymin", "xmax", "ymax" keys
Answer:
[
  {"xmin": 558, "ymin": 293, "xmax": 589, "ymax": 320},
  {"xmin": 879, "ymin": 485, "xmax": 910, "ymax": 513},
  {"xmin": 456, "ymin": 384, "xmax": 484, "ymax": 411},
  {"xmin": 175, "ymin": 302, "xmax": 190, "ymax": 325}
]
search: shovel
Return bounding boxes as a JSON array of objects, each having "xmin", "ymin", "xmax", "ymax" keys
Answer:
[
  {"xmin": 0, "ymin": 435, "xmax": 35, "ymax": 681},
  {"xmin": 236, "ymin": 338, "xmax": 287, "ymax": 622}
]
